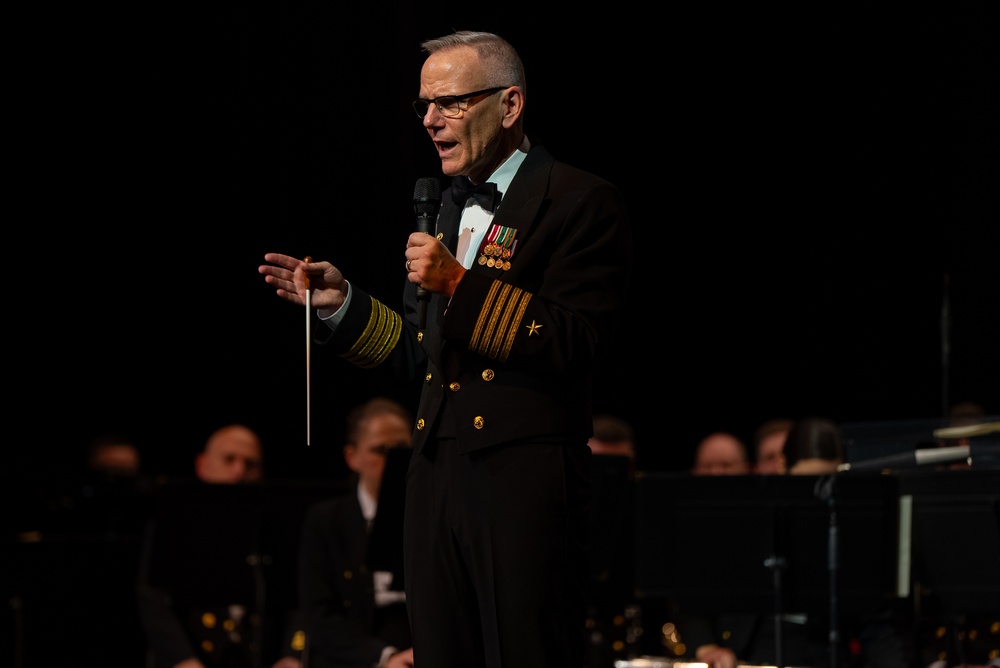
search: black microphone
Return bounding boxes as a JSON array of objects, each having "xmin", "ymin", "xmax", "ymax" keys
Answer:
[{"xmin": 413, "ymin": 177, "xmax": 441, "ymax": 328}]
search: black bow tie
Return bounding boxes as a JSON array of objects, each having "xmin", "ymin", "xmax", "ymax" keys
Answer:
[{"xmin": 451, "ymin": 177, "xmax": 500, "ymax": 212}]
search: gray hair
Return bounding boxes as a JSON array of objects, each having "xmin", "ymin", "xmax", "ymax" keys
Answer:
[{"xmin": 421, "ymin": 31, "xmax": 526, "ymax": 94}]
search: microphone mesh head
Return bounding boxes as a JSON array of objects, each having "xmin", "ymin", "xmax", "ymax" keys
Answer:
[{"xmin": 414, "ymin": 177, "xmax": 442, "ymax": 216}]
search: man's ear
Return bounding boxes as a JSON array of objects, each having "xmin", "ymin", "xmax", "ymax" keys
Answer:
[
  {"xmin": 344, "ymin": 444, "xmax": 361, "ymax": 472},
  {"xmin": 501, "ymin": 86, "xmax": 524, "ymax": 129}
]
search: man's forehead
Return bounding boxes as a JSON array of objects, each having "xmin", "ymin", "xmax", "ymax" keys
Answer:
[{"xmin": 422, "ymin": 51, "xmax": 478, "ymax": 87}]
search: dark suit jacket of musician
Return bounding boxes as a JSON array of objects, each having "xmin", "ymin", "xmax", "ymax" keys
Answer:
[
  {"xmin": 316, "ymin": 145, "xmax": 633, "ymax": 455},
  {"xmin": 298, "ymin": 486, "xmax": 410, "ymax": 668}
]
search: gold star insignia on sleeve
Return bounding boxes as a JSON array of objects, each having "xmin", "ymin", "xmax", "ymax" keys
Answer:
[{"xmin": 526, "ymin": 320, "xmax": 543, "ymax": 336}]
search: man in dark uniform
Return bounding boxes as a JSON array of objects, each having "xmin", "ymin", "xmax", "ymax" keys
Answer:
[
  {"xmin": 296, "ymin": 397, "xmax": 414, "ymax": 668},
  {"xmin": 260, "ymin": 30, "xmax": 633, "ymax": 668}
]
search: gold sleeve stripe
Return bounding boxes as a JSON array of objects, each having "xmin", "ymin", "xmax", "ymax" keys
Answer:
[
  {"xmin": 487, "ymin": 286, "xmax": 518, "ymax": 359},
  {"xmin": 340, "ymin": 296, "xmax": 402, "ymax": 369},
  {"xmin": 500, "ymin": 291, "xmax": 532, "ymax": 362},
  {"xmin": 469, "ymin": 280, "xmax": 532, "ymax": 361},
  {"xmin": 470, "ymin": 280, "xmax": 502, "ymax": 352},
  {"xmin": 480, "ymin": 283, "xmax": 513, "ymax": 356}
]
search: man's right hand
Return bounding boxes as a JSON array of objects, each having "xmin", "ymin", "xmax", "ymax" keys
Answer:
[{"xmin": 259, "ymin": 253, "xmax": 348, "ymax": 311}]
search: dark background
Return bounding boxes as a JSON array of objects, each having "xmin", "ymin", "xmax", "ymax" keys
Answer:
[{"xmin": 18, "ymin": 5, "xmax": 997, "ymax": 481}]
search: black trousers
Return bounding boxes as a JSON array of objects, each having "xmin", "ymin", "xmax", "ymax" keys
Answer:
[{"xmin": 403, "ymin": 436, "xmax": 591, "ymax": 668}]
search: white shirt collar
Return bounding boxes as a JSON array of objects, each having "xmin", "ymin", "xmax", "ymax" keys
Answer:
[
  {"xmin": 357, "ymin": 481, "xmax": 376, "ymax": 522},
  {"xmin": 487, "ymin": 135, "xmax": 531, "ymax": 200}
]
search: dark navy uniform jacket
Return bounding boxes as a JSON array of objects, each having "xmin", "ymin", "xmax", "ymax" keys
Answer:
[{"xmin": 316, "ymin": 145, "xmax": 633, "ymax": 454}]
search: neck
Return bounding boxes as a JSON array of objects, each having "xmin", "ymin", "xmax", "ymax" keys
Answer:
[
  {"xmin": 362, "ymin": 478, "xmax": 380, "ymax": 499},
  {"xmin": 468, "ymin": 132, "xmax": 524, "ymax": 184}
]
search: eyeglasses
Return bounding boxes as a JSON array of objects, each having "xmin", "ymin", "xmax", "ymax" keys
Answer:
[{"xmin": 412, "ymin": 86, "xmax": 509, "ymax": 118}]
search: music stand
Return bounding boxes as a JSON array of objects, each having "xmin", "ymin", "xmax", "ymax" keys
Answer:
[
  {"xmin": 588, "ymin": 454, "xmax": 637, "ymax": 600},
  {"xmin": 900, "ymin": 468, "xmax": 1000, "ymax": 614},
  {"xmin": 365, "ymin": 447, "xmax": 412, "ymax": 590},
  {"xmin": 142, "ymin": 479, "xmax": 347, "ymax": 667},
  {"xmin": 586, "ymin": 455, "xmax": 640, "ymax": 662},
  {"xmin": 633, "ymin": 472, "xmax": 902, "ymax": 665}
]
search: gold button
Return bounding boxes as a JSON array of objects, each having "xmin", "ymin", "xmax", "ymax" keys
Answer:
[
  {"xmin": 474, "ymin": 416, "xmax": 485, "ymax": 429},
  {"xmin": 449, "ymin": 382, "xmax": 461, "ymax": 392},
  {"xmin": 436, "ymin": 232, "xmax": 444, "ymax": 240},
  {"xmin": 417, "ymin": 418, "xmax": 425, "ymax": 430},
  {"xmin": 425, "ymin": 372, "xmax": 432, "ymax": 383},
  {"xmin": 482, "ymin": 369, "xmax": 494, "ymax": 381},
  {"xmin": 417, "ymin": 331, "xmax": 424, "ymax": 343}
]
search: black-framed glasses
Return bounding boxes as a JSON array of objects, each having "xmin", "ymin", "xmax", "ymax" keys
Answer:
[{"xmin": 412, "ymin": 86, "xmax": 510, "ymax": 118}]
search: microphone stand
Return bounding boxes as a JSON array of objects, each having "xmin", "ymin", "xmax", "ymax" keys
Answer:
[
  {"xmin": 249, "ymin": 549, "xmax": 266, "ymax": 668},
  {"xmin": 763, "ymin": 551, "xmax": 787, "ymax": 668},
  {"xmin": 940, "ymin": 271, "xmax": 951, "ymax": 418},
  {"xmin": 815, "ymin": 475, "xmax": 839, "ymax": 668}
]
